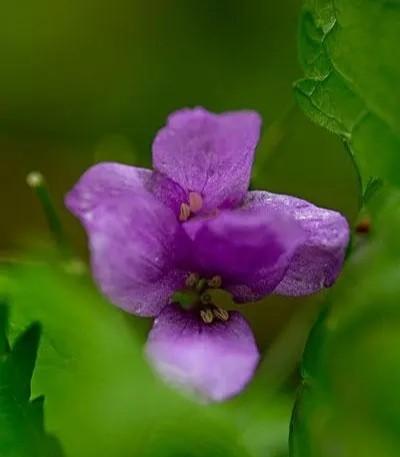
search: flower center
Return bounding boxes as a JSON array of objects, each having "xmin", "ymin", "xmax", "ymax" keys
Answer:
[
  {"xmin": 179, "ymin": 192, "xmax": 203, "ymax": 221},
  {"xmin": 173, "ymin": 273, "xmax": 230, "ymax": 324}
]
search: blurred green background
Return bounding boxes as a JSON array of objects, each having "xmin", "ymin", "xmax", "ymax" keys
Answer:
[
  {"xmin": 0, "ymin": 0, "xmax": 360, "ymax": 350},
  {"xmin": 0, "ymin": 2, "xmax": 365, "ymax": 457},
  {"xmin": 0, "ymin": 0, "xmax": 359, "ymax": 252}
]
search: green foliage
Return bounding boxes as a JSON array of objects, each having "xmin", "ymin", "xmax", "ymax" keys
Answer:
[
  {"xmin": 290, "ymin": 186, "xmax": 400, "ymax": 456},
  {"xmin": 296, "ymin": 0, "xmax": 400, "ymax": 190},
  {"xmin": 0, "ymin": 303, "xmax": 64, "ymax": 457},
  {"xmin": 1, "ymin": 262, "xmax": 290, "ymax": 457},
  {"xmin": 293, "ymin": 2, "xmax": 400, "ymax": 451}
]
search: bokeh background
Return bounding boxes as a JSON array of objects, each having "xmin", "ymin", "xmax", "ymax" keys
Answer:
[
  {"xmin": 0, "ymin": 2, "xmax": 364, "ymax": 456},
  {"xmin": 0, "ymin": 0, "xmax": 360, "ymax": 347},
  {"xmin": 0, "ymin": 0, "xmax": 360, "ymax": 250}
]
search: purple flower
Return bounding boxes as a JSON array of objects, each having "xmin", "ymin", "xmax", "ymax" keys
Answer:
[{"xmin": 66, "ymin": 107, "xmax": 349, "ymax": 402}]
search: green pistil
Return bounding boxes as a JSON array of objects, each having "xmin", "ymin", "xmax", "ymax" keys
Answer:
[
  {"xmin": 174, "ymin": 273, "xmax": 233, "ymax": 324},
  {"xmin": 195, "ymin": 278, "xmax": 207, "ymax": 293},
  {"xmin": 172, "ymin": 289, "xmax": 199, "ymax": 310}
]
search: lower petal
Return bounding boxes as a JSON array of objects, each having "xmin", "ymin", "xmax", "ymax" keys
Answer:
[{"xmin": 146, "ymin": 305, "xmax": 259, "ymax": 402}]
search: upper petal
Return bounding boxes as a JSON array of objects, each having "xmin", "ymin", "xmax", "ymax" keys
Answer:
[
  {"xmin": 184, "ymin": 207, "xmax": 306, "ymax": 302},
  {"xmin": 66, "ymin": 183, "xmax": 191, "ymax": 316},
  {"xmin": 146, "ymin": 304, "xmax": 259, "ymax": 402},
  {"xmin": 152, "ymin": 107, "xmax": 262, "ymax": 212},
  {"xmin": 243, "ymin": 191, "xmax": 350, "ymax": 296}
]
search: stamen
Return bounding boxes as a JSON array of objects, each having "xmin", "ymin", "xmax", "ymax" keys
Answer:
[
  {"xmin": 213, "ymin": 306, "xmax": 229, "ymax": 322},
  {"xmin": 200, "ymin": 308, "xmax": 214, "ymax": 324},
  {"xmin": 179, "ymin": 203, "xmax": 191, "ymax": 221},
  {"xmin": 188, "ymin": 192, "xmax": 203, "ymax": 213},
  {"xmin": 185, "ymin": 272, "xmax": 199, "ymax": 288},
  {"xmin": 207, "ymin": 275, "xmax": 222, "ymax": 289}
]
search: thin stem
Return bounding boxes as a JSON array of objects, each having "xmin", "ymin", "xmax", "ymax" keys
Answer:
[{"xmin": 26, "ymin": 171, "xmax": 70, "ymax": 257}]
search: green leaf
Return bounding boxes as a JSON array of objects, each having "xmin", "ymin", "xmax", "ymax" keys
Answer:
[
  {"xmin": 0, "ymin": 303, "xmax": 64, "ymax": 457},
  {"xmin": 2, "ymin": 262, "xmax": 290, "ymax": 457},
  {"xmin": 296, "ymin": 0, "xmax": 400, "ymax": 190},
  {"xmin": 0, "ymin": 304, "xmax": 10, "ymax": 355},
  {"xmin": 290, "ymin": 186, "xmax": 400, "ymax": 457}
]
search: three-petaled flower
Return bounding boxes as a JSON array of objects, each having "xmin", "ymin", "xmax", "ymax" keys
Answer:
[{"xmin": 66, "ymin": 107, "xmax": 349, "ymax": 402}]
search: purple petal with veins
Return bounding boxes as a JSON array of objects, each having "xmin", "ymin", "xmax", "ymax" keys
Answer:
[
  {"xmin": 243, "ymin": 191, "xmax": 350, "ymax": 295},
  {"xmin": 65, "ymin": 162, "xmax": 152, "ymax": 225},
  {"xmin": 68, "ymin": 188, "xmax": 191, "ymax": 317},
  {"xmin": 185, "ymin": 207, "xmax": 306, "ymax": 302},
  {"xmin": 152, "ymin": 107, "xmax": 261, "ymax": 213}
]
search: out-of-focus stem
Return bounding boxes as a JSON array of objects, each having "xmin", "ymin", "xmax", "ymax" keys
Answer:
[
  {"xmin": 254, "ymin": 295, "xmax": 322, "ymax": 393},
  {"xmin": 26, "ymin": 171, "xmax": 70, "ymax": 257}
]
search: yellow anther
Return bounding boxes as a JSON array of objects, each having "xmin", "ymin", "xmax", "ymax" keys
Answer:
[
  {"xmin": 179, "ymin": 203, "xmax": 191, "ymax": 221},
  {"xmin": 188, "ymin": 191, "xmax": 203, "ymax": 213},
  {"xmin": 213, "ymin": 307, "xmax": 229, "ymax": 322},
  {"xmin": 185, "ymin": 272, "xmax": 199, "ymax": 288},
  {"xmin": 200, "ymin": 308, "xmax": 214, "ymax": 324},
  {"xmin": 207, "ymin": 275, "xmax": 222, "ymax": 289}
]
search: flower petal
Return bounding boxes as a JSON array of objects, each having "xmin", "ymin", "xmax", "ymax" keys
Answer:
[
  {"xmin": 67, "ymin": 189, "xmax": 191, "ymax": 316},
  {"xmin": 146, "ymin": 304, "xmax": 259, "ymax": 402},
  {"xmin": 243, "ymin": 191, "xmax": 350, "ymax": 296},
  {"xmin": 152, "ymin": 107, "xmax": 262, "ymax": 212},
  {"xmin": 184, "ymin": 208, "xmax": 306, "ymax": 302},
  {"xmin": 147, "ymin": 171, "xmax": 188, "ymax": 216},
  {"xmin": 65, "ymin": 162, "xmax": 191, "ymax": 222},
  {"xmin": 65, "ymin": 162, "xmax": 152, "ymax": 224}
]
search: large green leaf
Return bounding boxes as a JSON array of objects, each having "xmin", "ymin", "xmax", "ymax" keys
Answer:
[
  {"xmin": 2, "ymin": 261, "xmax": 290, "ymax": 457},
  {"xmin": 295, "ymin": 0, "xmax": 400, "ymax": 189},
  {"xmin": 290, "ymin": 186, "xmax": 400, "ymax": 456},
  {"xmin": 0, "ymin": 304, "xmax": 64, "ymax": 457}
]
